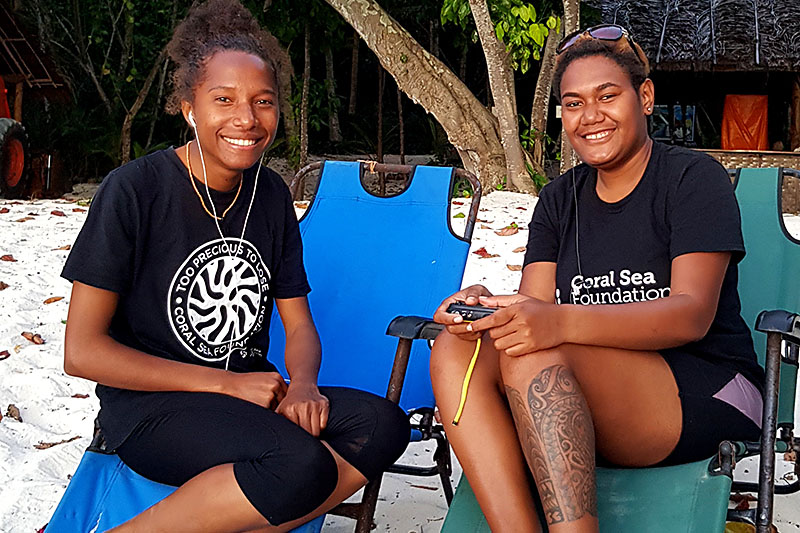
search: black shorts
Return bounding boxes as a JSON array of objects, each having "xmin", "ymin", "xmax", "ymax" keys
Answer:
[
  {"xmin": 658, "ymin": 352, "xmax": 762, "ymax": 466},
  {"xmin": 115, "ymin": 387, "xmax": 410, "ymax": 526}
]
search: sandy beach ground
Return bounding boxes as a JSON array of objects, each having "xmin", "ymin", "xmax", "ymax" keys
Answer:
[{"xmin": 1, "ymin": 186, "xmax": 799, "ymax": 532}]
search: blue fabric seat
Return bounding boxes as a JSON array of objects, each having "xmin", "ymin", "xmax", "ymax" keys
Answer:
[{"xmin": 45, "ymin": 450, "xmax": 324, "ymax": 532}]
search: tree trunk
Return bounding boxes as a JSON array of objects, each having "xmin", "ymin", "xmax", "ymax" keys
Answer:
[
  {"xmin": 459, "ymin": 43, "xmax": 468, "ymax": 82},
  {"xmin": 791, "ymin": 74, "xmax": 800, "ymax": 151},
  {"xmin": 145, "ymin": 57, "xmax": 170, "ymax": 150},
  {"xmin": 325, "ymin": 45, "xmax": 343, "ymax": 143},
  {"xmin": 323, "ymin": 0, "xmax": 508, "ymax": 191},
  {"xmin": 429, "ymin": 20, "xmax": 440, "ymax": 58},
  {"xmin": 263, "ymin": 32, "xmax": 297, "ymax": 152},
  {"xmin": 469, "ymin": 0, "xmax": 532, "ymax": 192},
  {"xmin": 530, "ymin": 23, "xmax": 561, "ymax": 177},
  {"xmin": 299, "ymin": 23, "xmax": 311, "ymax": 168},
  {"xmin": 348, "ymin": 30, "xmax": 359, "ymax": 116},
  {"xmin": 120, "ymin": 47, "xmax": 168, "ymax": 164},
  {"xmin": 377, "ymin": 66, "xmax": 384, "ymax": 164},
  {"xmin": 560, "ymin": 0, "xmax": 580, "ymax": 173},
  {"xmin": 397, "ymin": 85, "xmax": 405, "ymax": 165}
]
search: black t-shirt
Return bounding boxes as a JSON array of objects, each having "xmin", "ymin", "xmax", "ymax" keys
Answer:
[
  {"xmin": 62, "ymin": 149, "xmax": 310, "ymax": 449},
  {"xmin": 524, "ymin": 141, "xmax": 764, "ymax": 390}
]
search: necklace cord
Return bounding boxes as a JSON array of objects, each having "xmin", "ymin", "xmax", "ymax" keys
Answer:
[{"xmin": 186, "ymin": 141, "xmax": 242, "ymax": 220}]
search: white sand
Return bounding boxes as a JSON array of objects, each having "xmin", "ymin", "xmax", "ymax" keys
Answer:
[{"xmin": 1, "ymin": 189, "xmax": 798, "ymax": 532}]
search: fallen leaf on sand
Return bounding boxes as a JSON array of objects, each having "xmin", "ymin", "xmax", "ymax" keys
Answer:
[
  {"xmin": 0, "ymin": 281, "xmax": 9, "ymax": 290},
  {"xmin": 77, "ymin": 199, "xmax": 91, "ymax": 207},
  {"xmin": 495, "ymin": 226, "xmax": 519, "ymax": 237},
  {"xmin": 452, "ymin": 201, "xmax": 464, "ymax": 206},
  {"xmin": 51, "ymin": 210, "xmax": 66, "ymax": 217},
  {"xmin": 516, "ymin": 206, "xmax": 527, "ymax": 210},
  {"xmin": 71, "ymin": 393, "xmax": 90, "ymax": 399},
  {"xmin": 13, "ymin": 344, "xmax": 22, "ymax": 353},
  {"xmin": 513, "ymin": 246, "xmax": 526, "ymax": 253},
  {"xmin": 34, "ymin": 436, "xmax": 81, "ymax": 450},
  {"xmin": 294, "ymin": 202, "xmax": 309, "ymax": 209},
  {"xmin": 15, "ymin": 217, "xmax": 34, "ymax": 222},
  {"xmin": 53, "ymin": 244, "xmax": 72, "ymax": 251},
  {"xmin": 408, "ymin": 484, "xmax": 438, "ymax": 491},
  {"xmin": 72, "ymin": 208, "xmax": 86, "ymax": 213},
  {"xmin": 21, "ymin": 331, "xmax": 45, "ymax": 345},
  {"xmin": 44, "ymin": 296, "xmax": 64, "ymax": 305},
  {"xmin": 1, "ymin": 254, "xmax": 17, "ymax": 261},
  {"xmin": 0, "ymin": 350, "xmax": 9, "ymax": 361},
  {"xmin": 473, "ymin": 247, "xmax": 499, "ymax": 259},
  {"xmin": 453, "ymin": 212, "xmax": 465, "ymax": 219},
  {"xmin": 6, "ymin": 404, "xmax": 23, "ymax": 422},
  {"xmin": 480, "ymin": 224, "xmax": 491, "ymax": 229},
  {"xmin": 0, "ymin": 207, "xmax": 8, "ymax": 214},
  {"xmin": 506, "ymin": 264, "xmax": 523, "ymax": 271},
  {"xmin": 9, "ymin": 201, "xmax": 22, "ymax": 205},
  {"xmin": 27, "ymin": 212, "xmax": 39, "ymax": 216}
]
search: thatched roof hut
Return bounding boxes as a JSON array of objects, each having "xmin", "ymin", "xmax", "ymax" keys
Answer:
[{"xmin": 587, "ymin": 0, "xmax": 800, "ymax": 72}]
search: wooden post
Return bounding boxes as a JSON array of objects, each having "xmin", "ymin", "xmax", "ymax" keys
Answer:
[
  {"xmin": 13, "ymin": 81, "xmax": 23, "ymax": 122},
  {"xmin": 791, "ymin": 74, "xmax": 800, "ymax": 151}
]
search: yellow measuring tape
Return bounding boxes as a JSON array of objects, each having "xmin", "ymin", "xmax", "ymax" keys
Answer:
[{"xmin": 452, "ymin": 337, "xmax": 481, "ymax": 426}]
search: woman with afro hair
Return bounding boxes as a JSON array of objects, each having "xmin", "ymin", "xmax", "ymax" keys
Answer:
[{"xmin": 60, "ymin": 1, "xmax": 410, "ymax": 530}]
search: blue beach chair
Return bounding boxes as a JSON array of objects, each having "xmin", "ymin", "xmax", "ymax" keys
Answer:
[
  {"xmin": 268, "ymin": 160, "xmax": 481, "ymax": 532},
  {"xmin": 44, "ymin": 419, "xmax": 325, "ymax": 532},
  {"xmin": 436, "ymin": 167, "xmax": 800, "ymax": 533}
]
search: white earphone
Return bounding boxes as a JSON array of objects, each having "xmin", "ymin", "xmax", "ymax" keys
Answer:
[{"xmin": 188, "ymin": 111, "xmax": 197, "ymax": 128}]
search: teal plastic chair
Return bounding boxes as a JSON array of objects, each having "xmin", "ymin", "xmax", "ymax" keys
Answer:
[{"xmin": 439, "ymin": 167, "xmax": 800, "ymax": 533}]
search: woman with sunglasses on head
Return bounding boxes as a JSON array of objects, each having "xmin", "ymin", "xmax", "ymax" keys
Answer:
[
  {"xmin": 431, "ymin": 25, "xmax": 764, "ymax": 532},
  {"xmin": 60, "ymin": 1, "xmax": 409, "ymax": 531}
]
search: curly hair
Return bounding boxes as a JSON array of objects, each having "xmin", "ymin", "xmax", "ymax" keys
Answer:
[
  {"xmin": 164, "ymin": 0, "xmax": 276, "ymax": 114},
  {"xmin": 552, "ymin": 34, "xmax": 650, "ymax": 103}
]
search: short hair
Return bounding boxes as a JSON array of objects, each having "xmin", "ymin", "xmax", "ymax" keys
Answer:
[
  {"xmin": 165, "ymin": 0, "xmax": 275, "ymax": 114},
  {"xmin": 552, "ymin": 34, "xmax": 650, "ymax": 102}
]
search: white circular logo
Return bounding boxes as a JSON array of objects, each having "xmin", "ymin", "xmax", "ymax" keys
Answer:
[{"xmin": 168, "ymin": 238, "xmax": 270, "ymax": 362}]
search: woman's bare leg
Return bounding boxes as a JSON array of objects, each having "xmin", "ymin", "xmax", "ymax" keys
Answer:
[
  {"xmin": 498, "ymin": 343, "xmax": 682, "ymax": 533},
  {"xmin": 431, "ymin": 331, "xmax": 543, "ymax": 533},
  {"xmin": 110, "ymin": 444, "xmax": 367, "ymax": 533}
]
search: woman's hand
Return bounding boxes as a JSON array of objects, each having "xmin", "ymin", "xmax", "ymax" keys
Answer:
[
  {"xmin": 433, "ymin": 284, "xmax": 494, "ymax": 341},
  {"xmin": 467, "ymin": 294, "xmax": 565, "ymax": 356},
  {"xmin": 276, "ymin": 382, "xmax": 330, "ymax": 436},
  {"xmin": 223, "ymin": 371, "xmax": 288, "ymax": 409}
]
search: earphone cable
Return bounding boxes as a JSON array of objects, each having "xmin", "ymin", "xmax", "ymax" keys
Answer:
[{"xmin": 192, "ymin": 126, "xmax": 265, "ymax": 371}]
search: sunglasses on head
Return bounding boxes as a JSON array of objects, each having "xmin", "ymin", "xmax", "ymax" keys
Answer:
[{"xmin": 557, "ymin": 24, "xmax": 639, "ymax": 57}]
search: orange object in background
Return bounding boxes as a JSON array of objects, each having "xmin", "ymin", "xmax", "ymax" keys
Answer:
[{"xmin": 721, "ymin": 94, "xmax": 769, "ymax": 150}]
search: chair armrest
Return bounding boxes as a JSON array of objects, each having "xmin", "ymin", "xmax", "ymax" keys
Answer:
[
  {"xmin": 756, "ymin": 310, "xmax": 800, "ymax": 346},
  {"xmin": 386, "ymin": 315, "xmax": 444, "ymax": 341}
]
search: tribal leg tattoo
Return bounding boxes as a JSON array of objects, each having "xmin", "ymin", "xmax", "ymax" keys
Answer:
[{"xmin": 505, "ymin": 364, "xmax": 596, "ymax": 526}]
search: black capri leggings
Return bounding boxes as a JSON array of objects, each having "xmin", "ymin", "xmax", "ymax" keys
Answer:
[{"xmin": 115, "ymin": 387, "xmax": 410, "ymax": 526}]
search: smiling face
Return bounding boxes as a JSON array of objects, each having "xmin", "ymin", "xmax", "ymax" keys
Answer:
[
  {"xmin": 559, "ymin": 55, "xmax": 653, "ymax": 171},
  {"xmin": 182, "ymin": 50, "xmax": 279, "ymax": 185}
]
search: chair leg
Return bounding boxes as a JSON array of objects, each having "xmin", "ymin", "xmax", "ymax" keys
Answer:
[
  {"xmin": 433, "ymin": 430, "xmax": 454, "ymax": 505},
  {"xmin": 756, "ymin": 332, "xmax": 782, "ymax": 533},
  {"xmin": 354, "ymin": 477, "xmax": 382, "ymax": 533}
]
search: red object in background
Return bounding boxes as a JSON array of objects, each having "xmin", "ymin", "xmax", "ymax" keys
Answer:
[{"xmin": 721, "ymin": 94, "xmax": 769, "ymax": 150}]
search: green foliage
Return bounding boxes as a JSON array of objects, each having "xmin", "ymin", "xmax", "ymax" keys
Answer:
[{"xmin": 441, "ymin": 0, "xmax": 559, "ymax": 73}]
